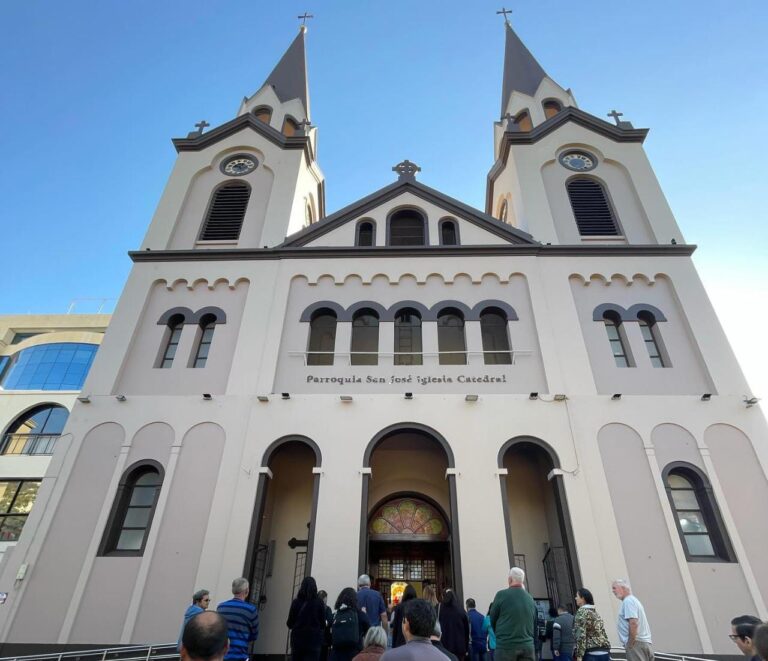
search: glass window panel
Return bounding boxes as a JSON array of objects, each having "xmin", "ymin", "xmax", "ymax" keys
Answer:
[
  {"xmin": 135, "ymin": 471, "xmax": 162, "ymax": 486},
  {"xmin": 358, "ymin": 223, "xmax": 374, "ymax": 247},
  {"xmin": 613, "ymin": 354, "xmax": 629, "ymax": 368},
  {"xmin": 0, "ymin": 482, "xmax": 21, "ymax": 513},
  {"xmin": 685, "ymin": 534, "xmax": 715, "ymax": 556},
  {"xmin": 671, "ymin": 490, "xmax": 699, "ymax": 510},
  {"xmin": 394, "ymin": 310, "xmax": 423, "ymax": 366},
  {"xmin": 123, "ymin": 507, "xmax": 151, "ymax": 528},
  {"xmin": 650, "ymin": 356, "xmax": 664, "ymax": 368},
  {"xmin": 351, "ymin": 313, "xmax": 379, "ymax": 366},
  {"xmin": 390, "ymin": 213, "xmax": 425, "ymax": 246},
  {"xmin": 1, "ymin": 343, "xmax": 98, "ymax": 391},
  {"xmin": 308, "ymin": 313, "xmax": 336, "ymax": 366},
  {"xmin": 10, "ymin": 482, "xmax": 40, "ymax": 513},
  {"xmin": 678, "ymin": 511, "xmax": 708, "ymax": 533},
  {"xmin": 667, "ymin": 474, "xmax": 693, "ymax": 489},
  {"xmin": 481, "ymin": 311, "xmax": 512, "ymax": 365},
  {"xmin": 129, "ymin": 486, "xmax": 158, "ymax": 507},
  {"xmin": 116, "ymin": 529, "xmax": 145, "ymax": 551},
  {"xmin": 441, "ymin": 222, "xmax": 457, "ymax": 245},
  {"xmin": 438, "ymin": 312, "xmax": 466, "ymax": 365},
  {"xmin": 0, "ymin": 515, "xmax": 26, "ymax": 541},
  {"xmin": 196, "ymin": 343, "xmax": 210, "ymax": 360}
]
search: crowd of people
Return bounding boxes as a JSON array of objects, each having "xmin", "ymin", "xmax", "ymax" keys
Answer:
[{"xmin": 176, "ymin": 569, "xmax": 768, "ymax": 661}]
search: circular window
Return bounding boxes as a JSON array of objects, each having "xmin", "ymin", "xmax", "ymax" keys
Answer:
[
  {"xmin": 559, "ymin": 150, "xmax": 597, "ymax": 172},
  {"xmin": 220, "ymin": 154, "xmax": 258, "ymax": 177}
]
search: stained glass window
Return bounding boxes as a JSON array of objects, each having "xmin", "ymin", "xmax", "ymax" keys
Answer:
[{"xmin": 368, "ymin": 497, "xmax": 448, "ymax": 540}]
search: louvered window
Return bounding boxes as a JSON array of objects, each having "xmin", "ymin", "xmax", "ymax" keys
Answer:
[
  {"xmin": 567, "ymin": 178, "xmax": 620, "ymax": 236},
  {"xmin": 199, "ymin": 183, "xmax": 250, "ymax": 241},
  {"xmin": 389, "ymin": 210, "xmax": 426, "ymax": 246}
]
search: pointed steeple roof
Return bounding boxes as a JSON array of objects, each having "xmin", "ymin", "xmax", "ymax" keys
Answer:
[
  {"xmin": 263, "ymin": 26, "xmax": 310, "ymax": 118},
  {"xmin": 500, "ymin": 22, "xmax": 549, "ymax": 116}
]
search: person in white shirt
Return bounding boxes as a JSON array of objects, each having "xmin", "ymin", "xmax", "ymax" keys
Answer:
[{"xmin": 611, "ymin": 580, "xmax": 653, "ymax": 661}]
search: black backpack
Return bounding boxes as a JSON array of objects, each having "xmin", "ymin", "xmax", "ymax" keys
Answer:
[{"xmin": 332, "ymin": 608, "xmax": 359, "ymax": 648}]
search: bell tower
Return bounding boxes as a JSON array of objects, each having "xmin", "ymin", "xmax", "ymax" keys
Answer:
[
  {"xmin": 486, "ymin": 18, "xmax": 684, "ymax": 246},
  {"xmin": 140, "ymin": 25, "xmax": 325, "ymax": 252}
]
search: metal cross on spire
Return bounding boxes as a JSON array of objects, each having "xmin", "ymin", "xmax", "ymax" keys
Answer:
[
  {"xmin": 298, "ymin": 12, "xmax": 314, "ymax": 27},
  {"xmin": 607, "ymin": 110, "xmax": 624, "ymax": 125},
  {"xmin": 496, "ymin": 7, "xmax": 513, "ymax": 25}
]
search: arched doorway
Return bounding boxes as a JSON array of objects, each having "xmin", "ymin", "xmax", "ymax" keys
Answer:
[
  {"xmin": 360, "ymin": 424, "xmax": 462, "ymax": 607},
  {"xmin": 499, "ymin": 438, "xmax": 580, "ymax": 612}
]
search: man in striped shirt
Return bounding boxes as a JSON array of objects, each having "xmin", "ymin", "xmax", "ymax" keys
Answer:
[{"xmin": 217, "ymin": 578, "xmax": 259, "ymax": 661}]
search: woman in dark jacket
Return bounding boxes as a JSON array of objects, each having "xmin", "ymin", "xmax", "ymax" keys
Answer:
[
  {"xmin": 287, "ymin": 576, "xmax": 327, "ymax": 661},
  {"xmin": 438, "ymin": 588, "xmax": 470, "ymax": 660},
  {"xmin": 330, "ymin": 587, "xmax": 371, "ymax": 661},
  {"xmin": 391, "ymin": 584, "xmax": 418, "ymax": 647},
  {"xmin": 318, "ymin": 590, "xmax": 334, "ymax": 661}
]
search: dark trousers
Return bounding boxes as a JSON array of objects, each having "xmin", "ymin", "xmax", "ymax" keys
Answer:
[
  {"xmin": 292, "ymin": 648, "xmax": 321, "ymax": 661},
  {"xmin": 472, "ymin": 647, "xmax": 488, "ymax": 661},
  {"xmin": 495, "ymin": 647, "xmax": 535, "ymax": 661}
]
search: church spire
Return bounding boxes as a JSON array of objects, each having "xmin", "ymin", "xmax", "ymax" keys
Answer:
[
  {"xmin": 261, "ymin": 26, "xmax": 311, "ymax": 120},
  {"xmin": 500, "ymin": 21, "xmax": 550, "ymax": 117}
]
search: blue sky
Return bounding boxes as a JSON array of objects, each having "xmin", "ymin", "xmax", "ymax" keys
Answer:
[{"xmin": 1, "ymin": 1, "xmax": 766, "ymax": 394}]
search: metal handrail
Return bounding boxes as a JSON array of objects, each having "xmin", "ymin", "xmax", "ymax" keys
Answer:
[
  {"xmin": 290, "ymin": 349, "xmax": 532, "ymax": 365},
  {"xmin": 609, "ymin": 648, "xmax": 712, "ymax": 661},
  {"xmin": 1, "ymin": 433, "xmax": 60, "ymax": 456},
  {"xmin": 0, "ymin": 643, "xmax": 179, "ymax": 661}
]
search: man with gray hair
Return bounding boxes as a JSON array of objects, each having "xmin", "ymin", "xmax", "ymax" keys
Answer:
[
  {"xmin": 612, "ymin": 579, "xmax": 653, "ymax": 661},
  {"xmin": 490, "ymin": 567, "xmax": 537, "ymax": 661},
  {"xmin": 217, "ymin": 578, "xmax": 259, "ymax": 661},
  {"xmin": 357, "ymin": 574, "xmax": 389, "ymax": 633},
  {"xmin": 178, "ymin": 589, "xmax": 211, "ymax": 650}
]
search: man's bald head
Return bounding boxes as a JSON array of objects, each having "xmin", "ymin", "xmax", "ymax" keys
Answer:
[{"xmin": 181, "ymin": 612, "xmax": 229, "ymax": 661}]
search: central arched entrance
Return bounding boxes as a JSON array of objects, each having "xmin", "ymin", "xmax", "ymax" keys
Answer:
[{"xmin": 359, "ymin": 424, "xmax": 461, "ymax": 607}]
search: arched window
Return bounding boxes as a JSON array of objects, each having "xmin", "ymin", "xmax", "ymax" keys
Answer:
[
  {"xmin": 2, "ymin": 404, "xmax": 69, "ymax": 456},
  {"xmin": 305, "ymin": 202, "xmax": 314, "ymax": 226},
  {"xmin": 542, "ymin": 100, "xmax": 562, "ymax": 119},
  {"xmin": 664, "ymin": 465, "xmax": 734, "ymax": 561},
  {"xmin": 567, "ymin": 178, "xmax": 620, "ymax": 236},
  {"xmin": 513, "ymin": 110, "xmax": 532, "ymax": 132},
  {"xmin": 159, "ymin": 314, "xmax": 184, "ymax": 369},
  {"xmin": 357, "ymin": 221, "xmax": 375, "ymax": 247},
  {"xmin": 389, "ymin": 209, "xmax": 426, "ymax": 246},
  {"xmin": 253, "ymin": 106, "xmax": 272, "ymax": 124},
  {"xmin": 100, "ymin": 463, "xmax": 164, "ymax": 556},
  {"xmin": 199, "ymin": 182, "xmax": 251, "ymax": 241},
  {"xmin": 282, "ymin": 116, "xmax": 300, "ymax": 136},
  {"xmin": 603, "ymin": 311, "xmax": 632, "ymax": 367},
  {"xmin": 499, "ymin": 199, "xmax": 509, "ymax": 223},
  {"xmin": 437, "ymin": 308, "xmax": 466, "ymax": 365},
  {"xmin": 480, "ymin": 308, "xmax": 512, "ymax": 365},
  {"xmin": 638, "ymin": 311, "xmax": 667, "ymax": 367},
  {"xmin": 307, "ymin": 310, "xmax": 337, "ymax": 366},
  {"xmin": 440, "ymin": 220, "xmax": 459, "ymax": 246},
  {"xmin": 394, "ymin": 308, "xmax": 423, "ymax": 366},
  {"xmin": 192, "ymin": 314, "xmax": 216, "ymax": 368},
  {"xmin": 351, "ymin": 309, "xmax": 379, "ymax": 366}
]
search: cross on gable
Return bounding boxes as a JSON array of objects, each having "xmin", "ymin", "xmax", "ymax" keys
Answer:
[
  {"xmin": 607, "ymin": 109, "xmax": 623, "ymax": 125},
  {"xmin": 186, "ymin": 120, "xmax": 210, "ymax": 139},
  {"xmin": 392, "ymin": 159, "xmax": 421, "ymax": 181}
]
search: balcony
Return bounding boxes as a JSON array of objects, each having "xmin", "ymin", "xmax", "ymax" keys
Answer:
[{"xmin": 1, "ymin": 433, "xmax": 60, "ymax": 456}]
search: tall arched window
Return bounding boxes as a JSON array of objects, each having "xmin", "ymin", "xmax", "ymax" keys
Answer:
[
  {"xmin": 159, "ymin": 314, "xmax": 185, "ymax": 368},
  {"xmin": 638, "ymin": 311, "xmax": 667, "ymax": 367},
  {"xmin": 192, "ymin": 314, "xmax": 216, "ymax": 368},
  {"xmin": 307, "ymin": 309, "xmax": 337, "ymax": 366},
  {"xmin": 389, "ymin": 209, "xmax": 426, "ymax": 246},
  {"xmin": 199, "ymin": 182, "xmax": 251, "ymax": 241},
  {"xmin": 282, "ymin": 116, "xmax": 300, "ymax": 136},
  {"xmin": 394, "ymin": 308, "xmax": 423, "ymax": 366},
  {"xmin": 252, "ymin": 106, "xmax": 272, "ymax": 123},
  {"xmin": 664, "ymin": 465, "xmax": 734, "ymax": 561},
  {"xmin": 513, "ymin": 110, "xmax": 533, "ymax": 132},
  {"xmin": 351, "ymin": 309, "xmax": 379, "ymax": 366},
  {"xmin": 2, "ymin": 404, "xmax": 69, "ymax": 456},
  {"xmin": 567, "ymin": 178, "xmax": 620, "ymax": 236},
  {"xmin": 480, "ymin": 308, "xmax": 512, "ymax": 365},
  {"xmin": 542, "ymin": 100, "xmax": 562, "ymax": 119},
  {"xmin": 603, "ymin": 311, "xmax": 632, "ymax": 367},
  {"xmin": 437, "ymin": 308, "xmax": 466, "ymax": 365},
  {"xmin": 357, "ymin": 221, "xmax": 375, "ymax": 247},
  {"xmin": 499, "ymin": 199, "xmax": 509, "ymax": 223},
  {"xmin": 440, "ymin": 220, "xmax": 459, "ymax": 246},
  {"xmin": 100, "ymin": 463, "xmax": 164, "ymax": 556}
]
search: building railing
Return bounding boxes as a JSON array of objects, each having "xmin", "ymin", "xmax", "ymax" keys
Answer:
[
  {"xmin": 0, "ymin": 643, "xmax": 179, "ymax": 661},
  {"xmin": 289, "ymin": 349, "xmax": 532, "ymax": 366},
  {"xmin": 1, "ymin": 433, "xmax": 60, "ymax": 456}
]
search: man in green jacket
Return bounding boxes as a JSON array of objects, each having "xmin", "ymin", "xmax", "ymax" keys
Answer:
[{"xmin": 489, "ymin": 567, "xmax": 537, "ymax": 661}]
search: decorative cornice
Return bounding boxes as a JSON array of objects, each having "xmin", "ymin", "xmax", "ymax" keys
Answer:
[{"xmin": 130, "ymin": 243, "xmax": 696, "ymax": 263}]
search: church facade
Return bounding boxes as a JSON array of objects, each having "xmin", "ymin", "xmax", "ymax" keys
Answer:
[{"xmin": 0, "ymin": 22, "xmax": 766, "ymax": 657}]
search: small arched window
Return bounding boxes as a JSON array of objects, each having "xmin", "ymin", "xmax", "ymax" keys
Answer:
[
  {"xmin": 440, "ymin": 220, "xmax": 459, "ymax": 246},
  {"xmin": 567, "ymin": 178, "xmax": 620, "ymax": 236},
  {"xmin": 100, "ymin": 463, "xmax": 163, "ymax": 556},
  {"xmin": 513, "ymin": 111, "xmax": 533, "ymax": 132},
  {"xmin": 480, "ymin": 308, "xmax": 512, "ymax": 365},
  {"xmin": 603, "ymin": 311, "xmax": 632, "ymax": 367},
  {"xmin": 499, "ymin": 199, "xmax": 509, "ymax": 224},
  {"xmin": 357, "ymin": 221, "xmax": 375, "ymax": 247},
  {"xmin": 282, "ymin": 116, "xmax": 300, "ymax": 136},
  {"xmin": 192, "ymin": 314, "xmax": 216, "ymax": 368},
  {"xmin": 542, "ymin": 100, "xmax": 562, "ymax": 119},
  {"xmin": 351, "ymin": 309, "xmax": 379, "ymax": 366},
  {"xmin": 159, "ymin": 314, "xmax": 185, "ymax": 369},
  {"xmin": 253, "ymin": 106, "xmax": 272, "ymax": 124},
  {"xmin": 2, "ymin": 404, "xmax": 69, "ymax": 456},
  {"xmin": 389, "ymin": 209, "xmax": 426, "ymax": 246},
  {"xmin": 664, "ymin": 466, "xmax": 734, "ymax": 561},
  {"xmin": 307, "ymin": 310, "xmax": 337, "ymax": 366},
  {"xmin": 394, "ymin": 308, "xmax": 423, "ymax": 366},
  {"xmin": 638, "ymin": 311, "xmax": 667, "ymax": 367},
  {"xmin": 199, "ymin": 182, "xmax": 251, "ymax": 241},
  {"xmin": 437, "ymin": 308, "xmax": 466, "ymax": 365}
]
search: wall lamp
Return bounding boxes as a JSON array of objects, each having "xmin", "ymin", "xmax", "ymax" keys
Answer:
[
  {"xmin": 281, "ymin": 393, "xmax": 291, "ymax": 400},
  {"xmin": 340, "ymin": 395, "xmax": 353, "ymax": 402},
  {"xmin": 611, "ymin": 393, "xmax": 622, "ymax": 400},
  {"xmin": 700, "ymin": 393, "xmax": 712, "ymax": 402},
  {"xmin": 115, "ymin": 395, "xmax": 127, "ymax": 402},
  {"xmin": 257, "ymin": 395, "xmax": 269, "ymax": 402},
  {"xmin": 404, "ymin": 392, "xmax": 413, "ymax": 400},
  {"xmin": 745, "ymin": 396, "xmax": 760, "ymax": 408},
  {"xmin": 529, "ymin": 392, "xmax": 539, "ymax": 400},
  {"xmin": 202, "ymin": 393, "xmax": 213, "ymax": 401},
  {"xmin": 553, "ymin": 394, "xmax": 568, "ymax": 401},
  {"xmin": 465, "ymin": 394, "xmax": 479, "ymax": 402},
  {"xmin": 77, "ymin": 395, "xmax": 91, "ymax": 404}
]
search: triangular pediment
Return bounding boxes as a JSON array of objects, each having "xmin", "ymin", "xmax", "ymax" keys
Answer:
[{"xmin": 280, "ymin": 179, "xmax": 537, "ymax": 248}]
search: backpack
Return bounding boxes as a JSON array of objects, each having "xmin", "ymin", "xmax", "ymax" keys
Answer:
[{"xmin": 332, "ymin": 607, "xmax": 359, "ymax": 648}]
